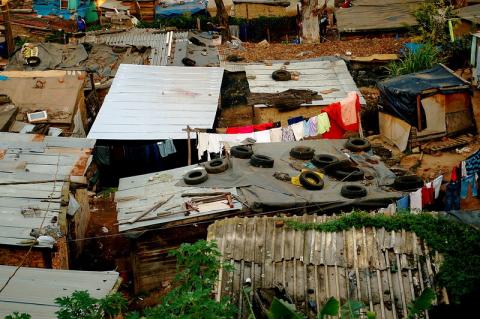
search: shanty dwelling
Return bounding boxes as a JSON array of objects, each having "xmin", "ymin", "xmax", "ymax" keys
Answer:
[
  {"xmin": 115, "ymin": 165, "xmax": 243, "ymax": 293},
  {"xmin": 0, "ymin": 266, "xmax": 120, "ymax": 318},
  {"xmin": 116, "ymin": 139, "xmax": 403, "ymax": 293},
  {"xmin": 207, "ymin": 214, "xmax": 443, "ymax": 319},
  {"xmin": 377, "ymin": 64, "xmax": 474, "ymax": 152},
  {"xmin": 0, "ymin": 133, "xmax": 95, "ymax": 268},
  {"xmin": 0, "ymin": 70, "xmax": 88, "ymax": 137},
  {"xmin": 219, "ymin": 57, "xmax": 366, "ymax": 130},
  {"xmin": 335, "ymin": 0, "xmax": 421, "ymax": 34},
  {"xmin": 87, "ymin": 64, "xmax": 224, "ymax": 184}
]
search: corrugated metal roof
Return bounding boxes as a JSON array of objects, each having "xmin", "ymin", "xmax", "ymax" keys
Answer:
[
  {"xmin": 241, "ymin": 59, "xmax": 365, "ymax": 105},
  {"xmin": 88, "ymin": 64, "xmax": 224, "ymax": 140},
  {"xmin": 82, "ymin": 29, "xmax": 219, "ymax": 67},
  {"xmin": 457, "ymin": 4, "xmax": 480, "ymax": 24},
  {"xmin": 115, "ymin": 164, "xmax": 241, "ymax": 232},
  {"xmin": 0, "ymin": 266, "xmax": 119, "ymax": 319},
  {"xmin": 208, "ymin": 214, "xmax": 440, "ymax": 319},
  {"xmin": 0, "ymin": 133, "xmax": 95, "ymax": 247}
]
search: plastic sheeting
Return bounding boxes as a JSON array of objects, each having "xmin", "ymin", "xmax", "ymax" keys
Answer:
[
  {"xmin": 177, "ymin": 140, "xmax": 402, "ymax": 212},
  {"xmin": 377, "ymin": 65, "xmax": 470, "ymax": 128},
  {"xmin": 155, "ymin": 1, "xmax": 207, "ymax": 18}
]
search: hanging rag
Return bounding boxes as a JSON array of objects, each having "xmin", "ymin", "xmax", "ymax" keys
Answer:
[
  {"xmin": 282, "ymin": 126, "xmax": 295, "ymax": 142},
  {"xmin": 409, "ymin": 188, "xmax": 422, "ymax": 211},
  {"xmin": 432, "ymin": 175, "xmax": 443, "ymax": 199},
  {"xmin": 461, "ymin": 161, "xmax": 467, "ymax": 177},
  {"xmin": 225, "ymin": 125, "xmax": 254, "ymax": 134},
  {"xmin": 445, "ymin": 181, "xmax": 461, "ymax": 211},
  {"xmin": 270, "ymin": 127, "xmax": 282, "ymax": 142},
  {"xmin": 461, "ymin": 174, "xmax": 478, "ymax": 199},
  {"xmin": 157, "ymin": 139, "xmax": 177, "ymax": 158},
  {"xmin": 421, "ymin": 186, "xmax": 434, "ymax": 206},
  {"xmin": 253, "ymin": 122, "xmax": 274, "ymax": 131},
  {"xmin": 317, "ymin": 113, "xmax": 331, "ymax": 135},
  {"xmin": 197, "ymin": 132, "xmax": 209, "ymax": 160},
  {"xmin": 290, "ymin": 122, "xmax": 304, "ymax": 141},
  {"xmin": 339, "ymin": 91, "xmax": 359, "ymax": 126},
  {"xmin": 303, "ymin": 120, "xmax": 310, "ymax": 137},
  {"xmin": 451, "ymin": 166, "xmax": 458, "ymax": 182},
  {"xmin": 465, "ymin": 149, "xmax": 480, "ymax": 176},
  {"xmin": 94, "ymin": 145, "xmax": 111, "ymax": 166},
  {"xmin": 207, "ymin": 134, "xmax": 222, "ymax": 155},
  {"xmin": 307, "ymin": 116, "xmax": 318, "ymax": 137},
  {"xmin": 288, "ymin": 116, "xmax": 304, "ymax": 125},
  {"xmin": 253, "ymin": 130, "xmax": 271, "ymax": 143},
  {"xmin": 396, "ymin": 196, "xmax": 410, "ymax": 211}
]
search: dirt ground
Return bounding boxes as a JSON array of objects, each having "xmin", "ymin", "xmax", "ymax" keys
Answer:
[{"xmin": 220, "ymin": 37, "xmax": 407, "ymax": 62}]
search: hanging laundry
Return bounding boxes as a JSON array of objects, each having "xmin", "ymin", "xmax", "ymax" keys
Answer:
[
  {"xmin": 445, "ymin": 181, "xmax": 461, "ymax": 211},
  {"xmin": 317, "ymin": 113, "xmax": 331, "ymax": 135},
  {"xmin": 307, "ymin": 116, "xmax": 318, "ymax": 137},
  {"xmin": 339, "ymin": 91, "xmax": 359, "ymax": 126},
  {"xmin": 197, "ymin": 132, "xmax": 209, "ymax": 160},
  {"xmin": 409, "ymin": 188, "xmax": 422, "ymax": 211},
  {"xmin": 321, "ymin": 100, "xmax": 360, "ymax": 139},
  {"xmin": 461, "ymin": 174, "xmax": 478, "ymax": 199},
  {"xmin": 253, "ymin": 122, "xmax": 274, "ymax": 131},
  {"xmin": 461, "ymin": 161, "xmax": 467, "ymax": 177},
  {"xmin": 465, "ymin": 149, "xmax": 480, "ymax": 176},
  {"xmin": 290, "ymin": 122, "xmax": 304, "ymax": 141},
  {"xmin": 253, "ymin": 130, "xmax": 271, "ymax": 143},
  {"xmin": 157, "ymin": 139, "xmax": 177, "ymax": 158},
  {"xmin": 451, "ymin": 166, "xmax": 458, "ymax": 182},
  {"xmin": 421, "ymin": 185, "xmax": 434, "ymax": 206},
  {"xmin": 94, "ymin": 145, "xmax": 111, "ymax": 166},
  {"xmin": 225, "ymin": 125, "xmax": 254, "ymax": 134},
  {"xmin": 282, "ymin": 126, "xmax": 295, "ymax": 141},
  {"xmin": 396, "ymin": 196, "xmax": 410, "ymax": 211},
  {"xmin": 270, "ymin": 127, "xmax": 282, "ymax": 142},
  {"xmin": 207, "ymin": 134, "xmax": 222, "ymax": 155},
  {"xmin": 287, "ymin": 116, "xmax": 304, "ymax": 125},
  {"xmin": 303, "ymin": 120, "xmax": 310, "ymax": 137},
  {"xmin": 432, "ymin": 175, "xmax": 443, "ymax": 199}
]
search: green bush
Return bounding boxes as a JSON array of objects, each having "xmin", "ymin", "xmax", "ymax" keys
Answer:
[{"xmin": 387, "ymin": 43, "xmax": 441, "ymax": 76}]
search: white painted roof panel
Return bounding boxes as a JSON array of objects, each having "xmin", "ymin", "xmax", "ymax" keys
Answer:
[{"xmin": 88, "ymin": 64, "xmax": 224, "ymax": 140}]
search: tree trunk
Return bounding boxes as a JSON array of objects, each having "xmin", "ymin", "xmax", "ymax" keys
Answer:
[
  {"xmin": 301, "ymin": 0, "xmax": 320, "ymax": 43},
  {"xmin": 215, "ymin": 0, "xmax": 231, "ymax": 43}
]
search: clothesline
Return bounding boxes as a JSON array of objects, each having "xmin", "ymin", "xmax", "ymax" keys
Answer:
[{"xmin": 197, "ymin": 92, "xmax": 361, "ymax": 160}]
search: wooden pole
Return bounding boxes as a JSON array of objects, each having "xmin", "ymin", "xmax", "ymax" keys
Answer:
[
  {"xmin": 1, "ymin": 2, "xmax": 14, "ymax": 57},
  {"xmin": 187, "ymin": 125, "xmax": 192, "ymax": 165},
  {"xmin": 416, "ymin": 95, "xmax": 422, "ymax": 131}
]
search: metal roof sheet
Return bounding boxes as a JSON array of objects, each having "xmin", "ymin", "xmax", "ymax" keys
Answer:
[
  {"xmin": 0, "ymin": 266, "xmax": 119, "ymax": 319},
  {"xmin": 0, "ymin": 133, "xmax": 95, "ymax": 247},
  {"xmin": 88, "ymin": 64, "xmax": 224, "ymax": 140},
  {"xmin": 208, "ymin": 214, "xmax": 440, "ymax": 319},
  {"xmin": 457, "ymin": 4, "xmax": 480, "ymax": 24},
  {"xmin": 242, "ymin": 59, "xmax": 365, "ymax": 105},
  {"xmin": 115, "ymin": 164, "xmax": 241, "ymax": 232}
]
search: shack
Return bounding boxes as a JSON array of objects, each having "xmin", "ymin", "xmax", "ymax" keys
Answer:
[
  {"xmin": 0, "ymin": 70, "xmax": 88, "ymax": 137},
  {"xmin": 220, "ymin": 57, "xmax": 365, "ymax": 129},
  {"xmin": 87, "ymin": 64, "xmax": 224, "ymax": 181},
  {"xmin": 0, "ymin": 132, "xmax": 95, "ymax": 268},
  {"xmin": 335, "ymin": 0, "xmax": 421, "ymax": 34},
  {"xmin": 117, "ymin": 139, "xmax": 403, "ymax": 292},
  {"xmin": 0, "ymin": 266, "xmax": 119, "ymax": 318},
  {"xmin": 207, "ymin": 214, "xmax": 442, "ymax": 319},
  {"xmin": 377, "ymin": 64, "xmax": 473, "ymax": 152}
]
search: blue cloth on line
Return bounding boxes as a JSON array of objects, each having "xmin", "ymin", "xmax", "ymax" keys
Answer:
[
  {"xmin": 461, "ymin": 174, "xmax": 478, "ymax": 199},
  {"xmin": 288, "ymin": 116, "xmax": 304, "ymax": 125},
  {"xmin": 157, "ymin": 139, "xmax": 177, "ymax": 158},
  {"xmin": 396, "ymin": 196, "xmax": 409, "ymax": 211},
  {"xmin": 445, "ymin": 182, "xmax": 461, "ymax": 211},
  {"xmin": 465, "ymin": 150, "xmax": 480, "ymax": 176}
]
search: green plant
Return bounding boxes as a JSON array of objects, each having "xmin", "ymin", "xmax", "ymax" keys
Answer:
[
  {"xmin": 387, "ymin": 43, "xmax": 441, "ymax": 76},
  {"xmin": 340, "ymin": 300, "xmax": 364, "ymax": 319},
  {"xmin": 318, "ymin": 297, "xmax": 339, "ymax": 319},
  {"xmin": 286, "ymin": 211, "xmax": 480, "ymax": 304},
  {"xmin": 4, "ymin": 313, "xmax": 31, "ymax": 319},
  {"xmin": 267, "ymin": 297, "xmax": 304, "ymax": 319},
  {"xmin": 413, "ymin": 0, "xmax": 455, "ymax": 45},
  {"xmin": 406, "ymin": 288, "xmax": 436, "ymax": 319},
  {"xmin": 141, "ymin": 240, "xmax": 237, "ymax": 319},
  {"xmin": 55, "ymin": 290, "xmax": 127, "ymax": 319}
]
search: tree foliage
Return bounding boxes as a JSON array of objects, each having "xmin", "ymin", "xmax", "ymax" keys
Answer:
[
  {"xmin": 142, "ymin": 240, "xmax": 237, "ymax": 319},
  {"xmin": 413, "ymin": 0, "xmax": 455, "ymax": 45}
]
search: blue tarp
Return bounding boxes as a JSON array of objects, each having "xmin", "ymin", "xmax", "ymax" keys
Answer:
[
  {"xmin": 33, "ymin": 0, "xmax": 90, "ymax": 20},
  {"xmin": 155, "ymin": 1, "xmax": 207, "ymax": 18}
]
